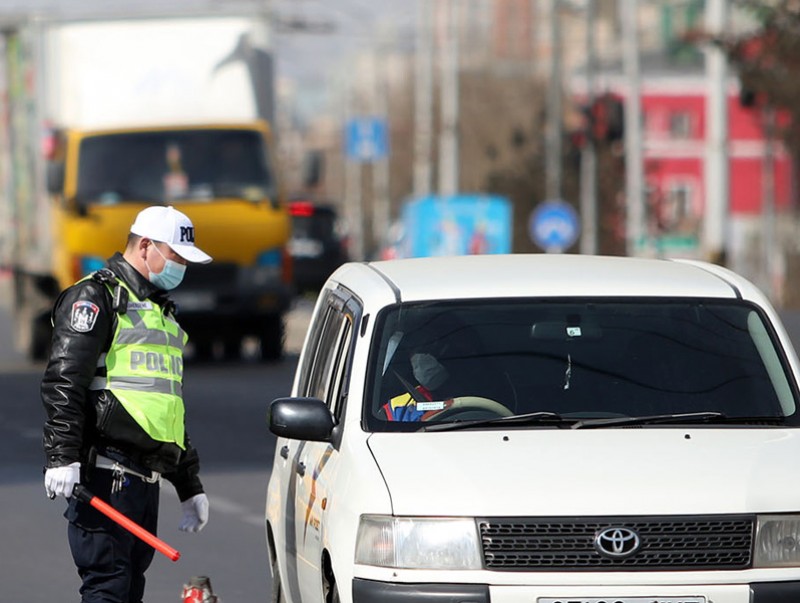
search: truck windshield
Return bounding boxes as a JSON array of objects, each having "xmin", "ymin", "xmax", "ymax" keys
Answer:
[
  {"xmin": 366, "ymin": 299, "xmax": 800, "ymax": 430},
  {"xmin": 74, "ymin": 129, "xmax": 273, "ymax": 204}
]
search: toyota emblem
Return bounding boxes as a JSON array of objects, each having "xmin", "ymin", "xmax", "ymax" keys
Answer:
[{"xmin": 594, "ymin": 526, "xmax": 641, "ymax": 559}]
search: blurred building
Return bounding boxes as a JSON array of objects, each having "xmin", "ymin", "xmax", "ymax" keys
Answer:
[
  {"xmin": 566, "ymin": 1, "xmax": 794, "ymax": 301},
  {"xmin": 584, "ymin": 56, "xmax": 791, "ymax": 257},
  {"xmin": 281, "ymin": 0, "xmax": 796, "ymax": 291},
  {"xmin": 291, "ymin": 0, "xmax": 623, "ymax": 258}
]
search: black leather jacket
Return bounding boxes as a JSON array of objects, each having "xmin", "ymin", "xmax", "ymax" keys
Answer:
[{"xmin": 41, "ymin": 252, "xmax": 203, "ymax": 501}]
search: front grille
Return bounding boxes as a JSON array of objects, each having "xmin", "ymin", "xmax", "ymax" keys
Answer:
[
  {"xmin": 180, "ymin": 262, "xmax": 237, "ymax": 290},
  {"xmin": 479, "ymin": 515, "xmax": 753, "ymax": 571}
]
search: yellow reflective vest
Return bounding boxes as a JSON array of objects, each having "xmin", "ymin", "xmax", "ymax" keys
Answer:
[{"xmin": 88, "ymin": 279, "xmax": 188, "ymax": 448}]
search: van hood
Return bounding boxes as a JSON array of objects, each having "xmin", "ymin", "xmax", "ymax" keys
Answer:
[{"xmin": 367, "ymin": 429, "xmax": 800, "ymax": 516}]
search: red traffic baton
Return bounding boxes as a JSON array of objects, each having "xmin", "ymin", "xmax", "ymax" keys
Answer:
[{"xmin": 73, "ymin": 484, "xmax": 181, "ymax": 562}]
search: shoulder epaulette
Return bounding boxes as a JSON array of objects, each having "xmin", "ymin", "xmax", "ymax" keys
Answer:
[
  {"xmin": 91, "ymin": 268, "xmax": 119, "ymax": 286},
  {"xmin": 91, "ymin": 269, "xmax": 127, "ymax": 314},
  {"xmin": 164, "ymin": 300, "xmax": 178, "ymax": 317}
]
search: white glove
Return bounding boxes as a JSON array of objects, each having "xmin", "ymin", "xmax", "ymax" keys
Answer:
[
  {"xmin": 179, "ymin": 493, "xmax": 209, "ymax": 533},
  {"xmin": 44, "ymin": 462, "xmax": 81, "ymax": 499}
]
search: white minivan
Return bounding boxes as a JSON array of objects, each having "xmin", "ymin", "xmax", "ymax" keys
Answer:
[{"xmin": 266, "ymin": 254, "xmax": 800, "ymax": 603}]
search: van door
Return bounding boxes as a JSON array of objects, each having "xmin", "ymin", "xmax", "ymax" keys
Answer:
[{"xmin": 293, "ymin": 290, "xmax": 357, "ymax": 602}]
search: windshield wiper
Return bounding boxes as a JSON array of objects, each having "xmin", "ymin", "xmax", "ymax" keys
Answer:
[
  {"xmin": 76, "ymin": 191, "xmax": 163, "ymax": 204},
  {"xmin": 213, "ymin": 183, "xmax": 271, "ymax": 200},
  {"xmin": 423, "ymin": 411, "xmax": 575, "ymax": 432},
  {"xmin": 423, "ymin": 410, "xmax": 786, "ymax": 432},
  {"xmin": 570, "ymin": 411, "xmax": 728, "ymax": 429}
]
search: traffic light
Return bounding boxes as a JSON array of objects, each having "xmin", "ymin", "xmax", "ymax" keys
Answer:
[{"xmin": 590, "ymin": 93, "xmax": 624, "ymax": 143}]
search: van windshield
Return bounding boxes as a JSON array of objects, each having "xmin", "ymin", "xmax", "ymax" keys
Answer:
[
  {"xmin": 74, "ymin": 129, "xmax": 273, "ymax": 204},
  {"xmin": 365, "ymin": 299, "xmax": 799, "ymax": 430}
]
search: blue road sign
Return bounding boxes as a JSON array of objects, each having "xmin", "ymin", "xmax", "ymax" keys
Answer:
[
  {"xmin": 529, "ymin": 199, "xmax": 580, "ymax": 253},
  {"xmin": 345, "ymin": 117, "xmax": 389, "ymax": 162}
]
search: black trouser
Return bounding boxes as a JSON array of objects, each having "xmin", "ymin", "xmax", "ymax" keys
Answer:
[{"xmin": 65, "ymin": 454, "xmax": 160, "ymax": 603}]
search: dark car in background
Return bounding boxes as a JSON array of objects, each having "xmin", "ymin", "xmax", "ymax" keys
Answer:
[{"xmin": 288, "ymin": 199, "xmax": 349, "ymax": 293}]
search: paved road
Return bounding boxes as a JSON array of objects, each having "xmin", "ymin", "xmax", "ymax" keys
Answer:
[
  {"xmin": 0, "ymin": 272, "xmax": 29, "ymax": 369},
  {"xmin": 0, "ymin": 273, "xmax": 314, "ymax": 602},
  {"xmin": 1, "ymin": 364, "xmax": 299, "ymax": 602}
]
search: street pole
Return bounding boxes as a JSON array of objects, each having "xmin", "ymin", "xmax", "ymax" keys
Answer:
[
  {"xmin": 621, "ymin": 0, "xmax": 644, "ymax": 257},
  {"xmin": 373, "ymin": 43, "xmax": 391, "ymax": 256},
  {"xmin": 703, "ymin": 0, "xmax": 729, "ymax": 265},
  {"xmin": 545, "ymin": 0, "xmax": 563, "ymax": 202},
  {"xmin": 579, "ymin": 0, "xmax": 597, "ymax": 255},
  {"xmin": 343, "ymin": 78, "xmax": 364, "ymax": 261},
  {"xmin": 438, "ymin": 0, "xmax": 459, "ymax": 196},
  {"xmin": 762, "ymin": 107, "xmax": 777, "ymax": 301},
  {"xmin": 414, "ymin": 0, "xmax": 433, "ymax": 197}
]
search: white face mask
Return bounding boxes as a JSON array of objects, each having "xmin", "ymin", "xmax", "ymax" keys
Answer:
[
  {"xmin": 146, "ymin": 243, "xmax": 187, "ymax": 290},
  {"xmin": 410, "ymin": 353, "xmax": 449, "ymax": 391}
]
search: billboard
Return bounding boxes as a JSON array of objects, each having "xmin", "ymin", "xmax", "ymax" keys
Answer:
[{"xmin": 393, "ymin": 194, "xmax": 512, "ymax": 259}]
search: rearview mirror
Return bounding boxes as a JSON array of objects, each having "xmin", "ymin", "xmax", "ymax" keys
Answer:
[
  {"xmin": 530, "ymin": 321, "xmax": 602, "ymax": 340},
  {"xmin": 302, "ymin": 151, "xmax": 324, "ymax": 188},
  {"xmin": 268, "ymin": 397, "xmax": 335, "ymax": 441},
  {"xmin": 46, "ymin": 161, "xmax": 65, "ymax": 194}
]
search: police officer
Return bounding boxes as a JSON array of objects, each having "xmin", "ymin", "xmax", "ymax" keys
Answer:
[{"xmin": 41, "ymin": 205, "xmax": 212, "ymax": 603}]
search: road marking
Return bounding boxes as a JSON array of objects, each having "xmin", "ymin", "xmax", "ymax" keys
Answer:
[{"xmin": 162, "ymin": 488, "xmax": 265, "ymax": 527}]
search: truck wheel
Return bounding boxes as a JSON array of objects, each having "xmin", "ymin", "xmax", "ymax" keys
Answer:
[
  {"xmin": 222, "ymin": 335, "xmax": 241, "ymax": 361},
  {"xmin": 13, "ymin": 305, "xmax": 33, "ymax": 361},
  {"xmin": 260, "ymin": 315, "xmax": 284, "ymax": 362},
  {"xmin": 31, "ymin": 314, "xmax": 53, "ymax": 361},
  {"xmin": 192, "ymin": 335, "xmax": 215, "ymax": 362}
]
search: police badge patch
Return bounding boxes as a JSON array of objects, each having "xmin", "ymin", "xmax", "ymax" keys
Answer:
[{"xmin": 70, "ymin": 301, "xmax": 100, "ymax": 332}]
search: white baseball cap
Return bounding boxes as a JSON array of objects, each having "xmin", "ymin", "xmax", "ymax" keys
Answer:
[{"xmin": 130, "ymin": 206, "xmax": 213, "ymax": 264}]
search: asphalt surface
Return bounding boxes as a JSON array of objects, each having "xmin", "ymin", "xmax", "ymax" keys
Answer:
[{"xmin": 0, "ymin": 273, "xmax": 314, "ymax": 602}]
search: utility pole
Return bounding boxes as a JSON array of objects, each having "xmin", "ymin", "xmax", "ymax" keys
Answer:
[
  {"xmin": 579, "ymin": 0, "xmax": 597, "ymax": 255},
  {"xmin": 762, "ymin": 107, "xmax": 777, "ymax": 300},
  {"xmin": 621, "ymin": 0, "xmax": 644, "ymax": 256},
  {"xmin": 438, "ymin": 0, "xmax": 459, "ymax": 196},
  {"xmin": 545, "ymin": 0, "xmax": 563, "ymax": 202},
  {"xmin": 373, "ymin": 40, "xmax": 391, "ymax": 253},
  {"xmin": 703, "ymin": 0, "xmax": 729, "ymax": 265},
  {"xmin": 414, "ymin": 0, "xmax": 433, "ymax": 197},
  {"xmin": 343, "ymin": 79, "xmax": 364, "ymax": 261}
]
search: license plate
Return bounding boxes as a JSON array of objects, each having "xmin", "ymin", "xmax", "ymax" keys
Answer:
[
  {"xmin": 538, "ymin": 598, "xmax": 705, "ymax": 603},
  {"xmin": 288, "ymin": 239, "xmax": 323, "ymax": 258},
  {"xmin": 170, "ymin": 292, "xmax": 216, "ymax": 311}
]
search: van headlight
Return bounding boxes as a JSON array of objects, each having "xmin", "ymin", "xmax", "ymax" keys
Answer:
[
  {"xmin": 354, "ymin": 515, "xmax": 482, "ymax": 570},
  {"xmin": 755, "ymin": 515, "xmax": 800, "ymax": 567}
]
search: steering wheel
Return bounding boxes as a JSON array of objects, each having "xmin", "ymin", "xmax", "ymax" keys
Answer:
[{"xmin": 422, "ymin": 396, "xmax": 513, "ymax": 421}]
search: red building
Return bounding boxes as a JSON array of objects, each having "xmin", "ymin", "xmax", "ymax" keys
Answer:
[
  {"xmin": 581, "ymin": 61, "xmax": 792, "ymax": 271},
  {"xmin": 642, "ymin": 77, "xmax": 791, "ymax": 234}
]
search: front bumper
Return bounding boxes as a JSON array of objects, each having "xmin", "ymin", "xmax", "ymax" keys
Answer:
[
  {"xmin": 752, "ymin": 580, "xmax": 800, "ymax": 601},
  {"xmin": 353, "ymin": 579, "xmax": 488, "ymax": 603},
  {"xmin": 351, "ymin": 579, "xmax": 800, "ymax": 603}
]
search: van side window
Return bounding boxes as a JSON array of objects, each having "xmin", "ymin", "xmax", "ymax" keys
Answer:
[
  {"xmin": 295, "ymin": 291, "xmax": 358, "ymax": 423},
  {"xmin": 307, "ymin": 308, "xmax": 347, "ymax": 403},
  {"xmin": 295, "ymin": 299, "xmax": 330, "ymax": 397},
  {"xmin": 329, "ymin": 318, "xmax": 353, "ymax": 420}
]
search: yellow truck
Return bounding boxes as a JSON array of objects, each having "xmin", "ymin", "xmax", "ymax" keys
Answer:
[
  {"xmin": 1, "ymin": 14, "xmax": 293, "ymax": 361},
  {"xmin": 32, "ymin": 121, "xmax": 292, "ymax": 361}
]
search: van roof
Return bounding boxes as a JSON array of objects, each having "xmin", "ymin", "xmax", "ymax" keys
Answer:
[{"xmin": 329, "ymin": 254, "xmax": 760, "ymax": 304}]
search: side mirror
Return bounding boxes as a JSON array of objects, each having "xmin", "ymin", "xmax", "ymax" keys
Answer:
[
  {"xmin": 46, "ymin": 161, "xmax": 65, "ymax": 194},
  {"xmin": 302, "ymin": 151, "xmax": 324, "ymax": 188},
  {"xmin": 268, "ymin": 397, "xmax": 335, "ymax": 441}
]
